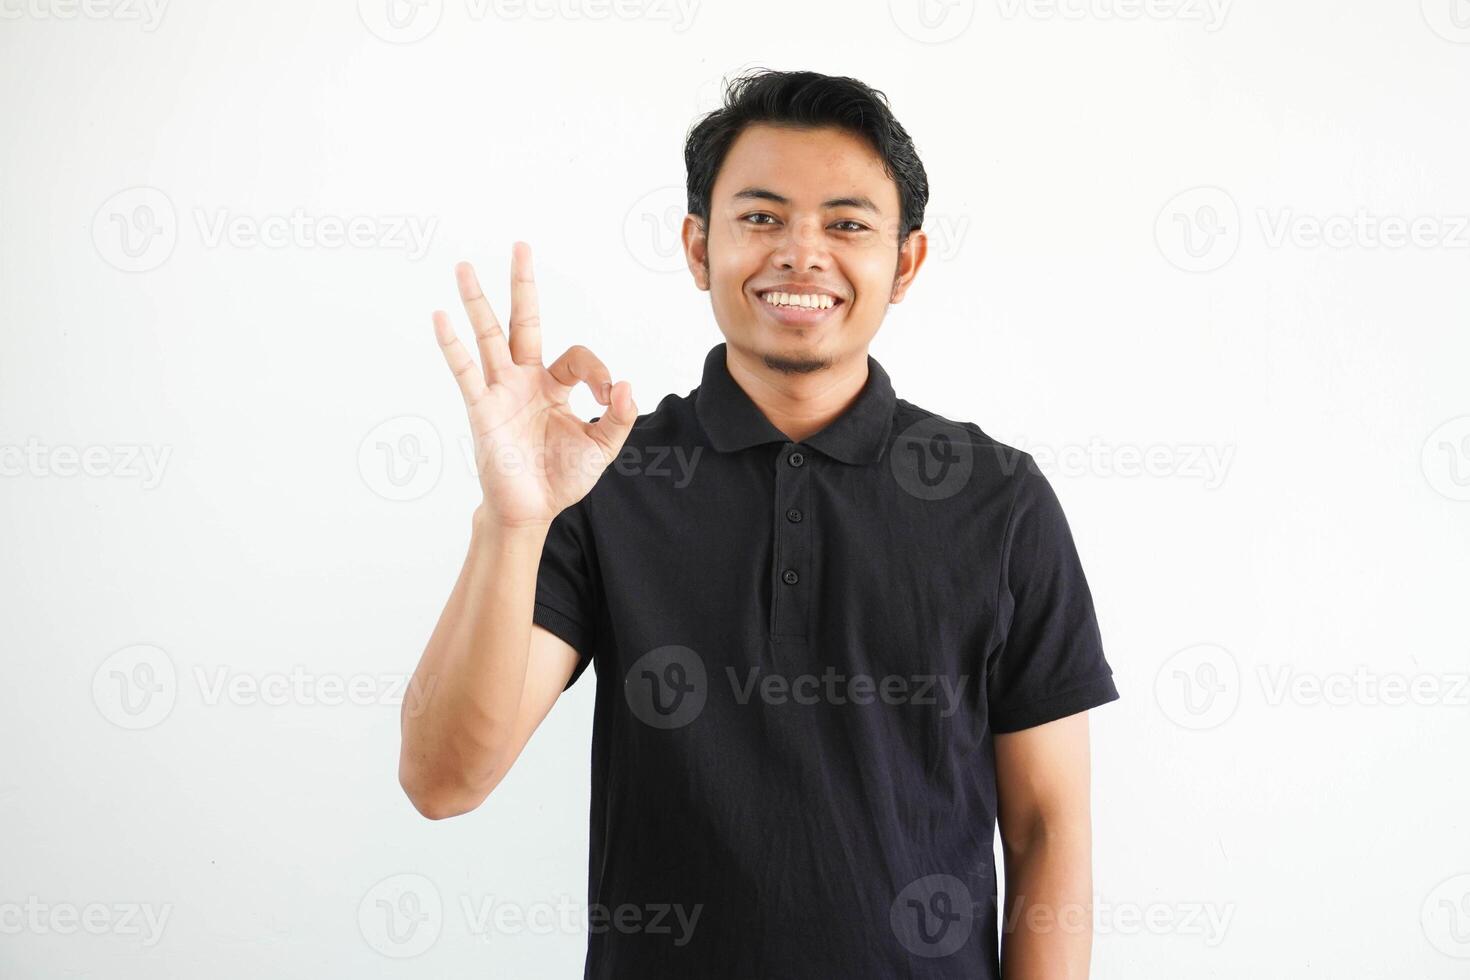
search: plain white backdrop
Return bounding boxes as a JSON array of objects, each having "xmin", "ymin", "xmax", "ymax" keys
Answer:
[{"xmin": 2, "ymin": 0, "xmax": 1469, "ymax": 976}]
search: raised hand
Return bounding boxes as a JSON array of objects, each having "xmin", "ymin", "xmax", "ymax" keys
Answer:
[{"xmin": 433, "ymin": 242, "xmax": 637, "ymax": 528}]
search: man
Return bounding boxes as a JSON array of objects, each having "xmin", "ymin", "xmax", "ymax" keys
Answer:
[{"xmin": 399, "ymin": 69, "xmax": 1119, "ymax": 979}]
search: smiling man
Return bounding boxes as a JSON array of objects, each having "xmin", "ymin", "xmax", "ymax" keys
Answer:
[{"xmin": 400, "ymin": 69, "xmax": 1120, "ymax": 979}]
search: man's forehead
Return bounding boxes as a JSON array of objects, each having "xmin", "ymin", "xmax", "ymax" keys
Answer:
[{"xmin": 713, "ymin": 125, "xmax": 897, "ymax": 211}]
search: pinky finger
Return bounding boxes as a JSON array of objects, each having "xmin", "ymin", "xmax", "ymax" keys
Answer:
[{"xmin": 433, "ymin": 310, "xmax": 488, "ymax": 409}]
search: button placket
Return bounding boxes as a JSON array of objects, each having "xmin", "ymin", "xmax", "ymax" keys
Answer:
[{"xmin": 772, "ymin": 443, "xmax": 811, "ymax": 638}]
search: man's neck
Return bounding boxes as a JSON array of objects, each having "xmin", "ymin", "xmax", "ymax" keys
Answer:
[{"xmin": 723, "ymin": 345, "xmax": 870, "ymax": 444}]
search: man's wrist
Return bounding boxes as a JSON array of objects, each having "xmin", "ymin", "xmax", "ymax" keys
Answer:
[{"xmin": 470, "ymin": 502, "xmax": 553, "ymax": 543}]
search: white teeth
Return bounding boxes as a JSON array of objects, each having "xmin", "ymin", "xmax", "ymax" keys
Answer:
[{"xmin": 761, "ymin": 291, "xmax": 835, "ymax": 309}]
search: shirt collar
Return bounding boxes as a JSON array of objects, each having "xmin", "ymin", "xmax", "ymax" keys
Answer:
[{"xmin": 694, "ymin": 342, "xmax": 897, "ymax": 465}]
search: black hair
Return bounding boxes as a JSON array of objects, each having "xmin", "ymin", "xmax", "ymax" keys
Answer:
[{"xmin": 683, "ymin": 69, "xmax": 930, "ymax": 245}]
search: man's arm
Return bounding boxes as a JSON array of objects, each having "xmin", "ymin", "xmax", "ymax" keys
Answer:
[
  {"xmin": 398, "ymin": 509, "xmax": 581, "ymax": 820},
  {"xmin": 994, "ymin": 711, "xmax": 1096, "ymax": 980},
  {"xmin": 397, "ymin": 246, "xmax": 636, "ymax": 820}
]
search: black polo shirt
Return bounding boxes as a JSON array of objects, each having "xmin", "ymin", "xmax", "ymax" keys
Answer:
[{"xmin": 531, "ymin": 342, "xmax": 1119, "ymax": 979}]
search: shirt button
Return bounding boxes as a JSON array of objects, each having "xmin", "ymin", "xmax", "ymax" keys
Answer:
[
  {"xmin": 786, "ymin": 507, "xmax": 803, "ymax": 523},
  {"xmin": 781, "ymin": 569, "xmax": 800, "ymax": 585},
  {"xmin": 787, "ymin": 451, "xmax": 805, "ymax": 467}
]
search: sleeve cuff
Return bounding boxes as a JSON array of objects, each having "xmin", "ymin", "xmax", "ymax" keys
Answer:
[
  {"xmin": 531, "ymin": 600, "xmax": 592, "ymax": 690},
  {"xmin": 990, "ymin": 672, "xmax": 1120, "ymax": 734}
]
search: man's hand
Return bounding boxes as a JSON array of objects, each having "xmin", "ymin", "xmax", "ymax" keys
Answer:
[{"xmin": 434, "ymin": 241, "xmax": 638, "ymax": 528}]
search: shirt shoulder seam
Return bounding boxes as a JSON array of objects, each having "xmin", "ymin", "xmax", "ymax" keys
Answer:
[{"xmin": 986, "ymin": 451, "xmax": 1037, "ymax": 674}]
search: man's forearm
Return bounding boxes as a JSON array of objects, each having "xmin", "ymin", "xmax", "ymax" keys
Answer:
[
  {"xmin": 999, "ymin": 821, "xmax": 1095, "ymax": 980},
  {"xmin": 398, "ymin": 505, "xmax": 550, "ymax": 817}
]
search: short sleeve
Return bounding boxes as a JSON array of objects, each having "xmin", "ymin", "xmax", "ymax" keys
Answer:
[
  {"xmin": 532, "ymin": 498, "xmax": 599, "ymax": 690},
  {"xmin": 987, "ymin": 456, "xmax": 1119, "ymax": 733}
]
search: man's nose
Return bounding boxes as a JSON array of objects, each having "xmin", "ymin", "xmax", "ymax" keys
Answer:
[{"xmin": 773, "ymin": 216, "xmax": 830, "ymax": 269}]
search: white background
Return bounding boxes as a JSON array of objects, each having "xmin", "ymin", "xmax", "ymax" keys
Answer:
[{"xmin": 2, "ymin": 0, "xmax": 1469, "ymax": 976}]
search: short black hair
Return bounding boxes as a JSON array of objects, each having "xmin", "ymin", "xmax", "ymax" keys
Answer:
[{"xmin": 684, "ymin": 69, "xmax": 930, "ymax": 244}]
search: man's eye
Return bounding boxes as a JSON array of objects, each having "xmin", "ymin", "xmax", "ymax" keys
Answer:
[{"xmin": 739, "ymin": 214, "xmax": 867, "ymax": 232}]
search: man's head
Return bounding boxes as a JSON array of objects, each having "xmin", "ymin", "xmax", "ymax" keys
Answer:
[{"xmin": 681, "ymin": 70, "xmax": 930, "ymax": 375}]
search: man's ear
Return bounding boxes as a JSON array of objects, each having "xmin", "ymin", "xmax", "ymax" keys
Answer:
[
  {"xmin": 890, "ymin": 228, "xmax": 929, "ymax": 303},
  {"xmin": 683, "ymin": 213, "xmax": 710, "ymax": 291}
]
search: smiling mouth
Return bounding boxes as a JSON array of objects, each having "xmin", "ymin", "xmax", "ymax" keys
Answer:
[{"xmin": 755, "ymin": 289, "xmax": 845, "ymax": 324}]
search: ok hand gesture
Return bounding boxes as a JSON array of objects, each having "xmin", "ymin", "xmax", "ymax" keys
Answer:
[{"xmin": 434, "ymin": 243, "xmax": 638, "ymax": 528}]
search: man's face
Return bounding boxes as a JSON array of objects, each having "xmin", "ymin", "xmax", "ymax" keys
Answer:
[{"xmin": 683, "ymin": 123, "xmax": 926, "ymax": 374}]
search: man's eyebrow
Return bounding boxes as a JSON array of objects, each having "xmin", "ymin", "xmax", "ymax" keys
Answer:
[{"xmin": 730, "ymin": 187, "xmax": 882, "ymax": 213}]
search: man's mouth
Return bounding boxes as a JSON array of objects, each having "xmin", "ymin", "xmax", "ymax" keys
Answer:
[{"xmin": 755, "ymin": 289, "xmax": 845, "ymax": 324}]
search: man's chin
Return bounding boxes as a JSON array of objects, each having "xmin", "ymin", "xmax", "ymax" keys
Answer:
[
  {"xmin": 725, "ymin": 321, "xmax": 842, "ymax": 375},
  {"xmin": 760, "ymin": 349, "xmax": 832, "ymax": 375},
  {"xmin": 738, "ymin": 331, "xmax": 825, "ymax": 373}
]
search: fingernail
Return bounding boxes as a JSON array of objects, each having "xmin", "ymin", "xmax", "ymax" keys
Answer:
[{"xmin": 600, "ymin": 381, "xmax": 612, "ymax": 402}]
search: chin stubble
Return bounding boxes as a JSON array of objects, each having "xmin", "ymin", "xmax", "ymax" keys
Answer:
[{"xmin": 760, "ymin": 352, "xmax": 833, "ymax": 375}]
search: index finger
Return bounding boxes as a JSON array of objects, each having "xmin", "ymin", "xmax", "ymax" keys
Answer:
[{"xmin": 508, "ymin": 241, "xmax": 543, "ymax": 367}]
